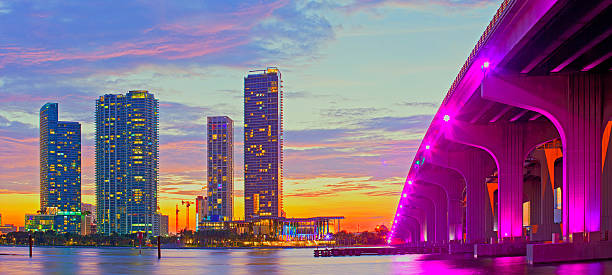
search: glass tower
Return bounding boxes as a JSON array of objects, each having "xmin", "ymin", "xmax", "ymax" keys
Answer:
[
  {"xmin": 95, "ymin": 91, "xmax": 159, "ymax": 235},
  {"xmin": 40, "ymin": 103, "xmax": 81, "ymax": 214},
  {"xmin": 207, "ymin": 116, "xmax": 233, "ymax": 221},
  {"xmin": 244, "ymin": 67, "xmax": 283, "ymax": 220}
]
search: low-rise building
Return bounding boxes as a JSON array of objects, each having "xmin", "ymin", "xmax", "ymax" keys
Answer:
[
  {"xmin": 25, "ymin": 210, "xmax": 82, "ymax": 234},
  {"xmin": 0, "ymin": 224, "xmax": 17, "ymax": 234},
  {"xmin": 197, "ymin": 216, "xmax": 343, "ymax": 241}
]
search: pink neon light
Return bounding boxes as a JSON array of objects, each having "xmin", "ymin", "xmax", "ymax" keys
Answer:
[{"xmin": 482, "ymin": 61, "xmax": 490, "ymax": 69}]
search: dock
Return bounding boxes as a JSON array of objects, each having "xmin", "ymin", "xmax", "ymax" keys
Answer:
[{"xmin": 313, "ymin": 246, "xmax": 446, "ymax": 257}]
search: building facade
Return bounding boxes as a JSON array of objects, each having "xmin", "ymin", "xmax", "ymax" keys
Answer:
[
  {"xmin": 195, "ymin": 195, "xmax": 207, "ymax": 225},
  {"xmin": 159, "ymin": 214, "xmax": 169, "ymax": 236},
  {"xmin": 25, "ymin": 209, "xmax": 82, "ymax": 234},
  {"xmin": 81, "ymin": 203, "xmax": 96, "ymax": 235},
  {"xmin": 95, "ymin": 91, "xmax": 159, "ymax": 235},
  {"xmin": 207, "ymin": 116, "xmax": 233, "ymax": 221},
  {"xmin": 243, "ymin": 68, "xmax": 284, "ymax": 220},
  {"xmin": 0, "ymin": 224, "xmax": 17, "ymax": 234},
  {"xmin": 40, "ymin": 103, "xmax": 81, "ymax": 214}
]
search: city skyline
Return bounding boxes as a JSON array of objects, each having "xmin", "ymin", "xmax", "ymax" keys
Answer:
[{"xmin": 0, "ymin": 1, "xmax": 502, "ymax": 232}]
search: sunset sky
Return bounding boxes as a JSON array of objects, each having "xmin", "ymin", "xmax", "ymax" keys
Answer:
[{"xmin": 0, "ymin": 0, "xmax": 499, "ymax": 233}]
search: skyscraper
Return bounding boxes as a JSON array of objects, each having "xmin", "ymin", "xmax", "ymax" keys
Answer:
[
  {"xmin": 95, "ymin": 91, "xmax": 159, "ymax": 235},
  {"xmin": 244, "ymin": 67, "xmax": 284, "ymax": 220},
  {"xmin": 195, "ymin": 195, "xmax": 207, "ymax": 224},
  {"xmin": 159, "ymin": 214, "xmax": 169, "ymax": 236},
  {"xmin": 40, "ymin": 103, "xmax": 81, "ymax": 213},
  {"xmin": 207, "ymin": 116, "xmax": 233, "ymax": 221}
]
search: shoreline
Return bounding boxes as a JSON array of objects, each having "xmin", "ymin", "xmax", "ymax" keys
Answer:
[{"xmin": 0, "ymin": 244, "xmax": 384, "ymax": 250}]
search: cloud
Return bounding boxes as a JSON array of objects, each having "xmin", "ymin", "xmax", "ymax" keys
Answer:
[
  {"xmin": 357, "ymin": 115, "xmax": 433, "ymax": 132},
  {"xmin": 335, "ymin": 0, "xmax": 498, "ymax": 14},
  {"xmin": 0, "ymin": 0, "xmax": 336, "ymax": 74},
  {"xmin": 399, "ymin": 101, "xmax": 438, "ymax": 108}
]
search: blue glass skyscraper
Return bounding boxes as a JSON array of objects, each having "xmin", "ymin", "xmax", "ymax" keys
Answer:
[
  {"xmin": 39, "ymin": 103, "xmax": 81, "ymax": 234},
  {"xmin": 244, "ymin": 68, "xmax": 284, "ymax": 220},
  {"xmin": 40, "ymin": 103, "xmax": 81, "ymax": 213},
  {"xmin": 95, "ymin": 91, "xmax": 159, "ymax": 235}
]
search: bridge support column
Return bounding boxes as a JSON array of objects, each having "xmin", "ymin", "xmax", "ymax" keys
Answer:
[
  {"xmin": 448, "ymin": 199, "xmax": 463, "ymax": 242},
  {"xmin": 413, "ymin": 164, "xmax": 466, "ymax": 242},
  {"xmin": 413, "ymin": 182, "xmax": 448, "ymax": 244},
  {"xmin": 532, "ymin": 149, "xmax": 562, "ymax": 241},
  {"xmin": 404, "ymin": 208, "xmax": 426, "ymax": 242},
  {"xmin": 408, "ymin": 196, "xmax": 436, "ymax": 244},
  {"xmin": 428, "ymin": 148, "xmax": 495, "ymax": 244},
  {"xmin": 405, "ymin": 216, "xmax": 421, "ymax": 244},
  {"xmin": 603, "ymin": 121, "xmax": 612, "ymax": 235},
  {"xmin": 482, "ymin": 72, "xmax": 612, "ymax": 237}
]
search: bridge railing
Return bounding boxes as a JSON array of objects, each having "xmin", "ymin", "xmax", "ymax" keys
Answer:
[{"xmin": 442, "ymin": 0, "xmax": 516, "ymax": 106}]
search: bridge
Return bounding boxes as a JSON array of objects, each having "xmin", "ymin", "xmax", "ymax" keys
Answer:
[{"xmin": 389, "ymin": 0, "xmax": 612, "ymax": 264}]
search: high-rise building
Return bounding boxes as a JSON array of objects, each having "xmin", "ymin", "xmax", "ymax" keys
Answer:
[
  {"xmin": 81, "ymin": 203, "xmax": 96, "ymax": 219},
  {"xmin": 95, "ymin": 90, "xmax": 159, "ymax": 235},
  {"xmin": 159, "ymin": 214, "xmax": 169, "ymax": 236},
  {"xmin": 40, "ymin": 103, "xmax": 81, "ymax": 213},
  {"xmin": 195, "ymin": 195, "xmax": 207, "ymax": 225},
  {"xmin": 207, "ymin": 116, "xmax": 233, "ymax": 221},
  {"xmin": 81, "ymin": 203, "xmax": 96, "ymax": 235},
  {"xmin": 243, "ymin": 67, "xmax": 284, "ymax": 220}
]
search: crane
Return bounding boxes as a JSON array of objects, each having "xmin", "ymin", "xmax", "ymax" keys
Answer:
[
  {"xmin": 182, "ymin": 200, "xmax": 193, "ymax": 231},
  {"xmin": 175, "ymin": 204, "xmax": 180, "ymax": 234}
]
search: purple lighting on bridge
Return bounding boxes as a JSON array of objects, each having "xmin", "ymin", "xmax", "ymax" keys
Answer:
[{"xmin": 481, "ymin": 61, "xmax": 490, "ymax": 70}]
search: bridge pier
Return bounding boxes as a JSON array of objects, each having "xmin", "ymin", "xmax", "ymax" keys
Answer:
[
  {"xmin": 482, "ymin": 72, "xmax": 612, "ymax": 238},
  {"xmin": 414, "ymin": 163, "xmax": 466, "ymax": 242},
  {"xmin": 530, "ymin": 148, "xmax": 562, "ymax": 241},
  {"xmin": 408, "ymin": 196, "xmax": 436, "ymax": 244},
  {"xmin": 412, "ymin": 181, "xmax": 448, "ymax": 244},
  {"xmin": 403, "ymin": 208, "xmax": 427, "ymax": 242},
  {"xmin": 403, "ymin": 216, "xmax": 420, "ymax": 244}
]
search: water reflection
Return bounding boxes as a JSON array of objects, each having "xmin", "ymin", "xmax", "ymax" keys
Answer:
[{"xmin": 1, "ymin": 246, "xmax": 611, "ymax": 274}]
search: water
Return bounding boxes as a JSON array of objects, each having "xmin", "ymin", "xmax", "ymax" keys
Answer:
[{"xmin": 1, "ymin": 246, "xmax": 611, "ymax": 274}]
